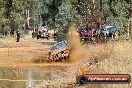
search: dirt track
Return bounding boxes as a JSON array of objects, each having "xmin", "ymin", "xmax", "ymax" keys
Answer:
[{"xmin": 0, "ymin": 44, "xmax": 50, "ymax": 67}]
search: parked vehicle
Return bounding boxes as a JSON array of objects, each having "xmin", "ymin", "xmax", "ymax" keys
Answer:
[{"xmin": 99, "ymin": 26, "xmax": 116, "ymax": 40}]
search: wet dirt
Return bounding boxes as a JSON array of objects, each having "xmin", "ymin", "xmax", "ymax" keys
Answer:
[
  {"xmin": 0, "ymin": 45, "xmax": 50, "ymax": 67},
  {"xmin": 0, "ymin": 65, "xmax": 67, "ymax": 88}
]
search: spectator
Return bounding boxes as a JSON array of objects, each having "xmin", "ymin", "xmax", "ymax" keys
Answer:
[
  {"xmin": 37, "ymin": 30, "xmax": 41, "ymax": 40},
  {"xmin": 112, "ymin": 31, "xmax": 119, "ymax": 41},
  {"xmin": 45, "ymin": 30, "xmax": 50, "ymax": 40},
  {"xmin": 32, "ymin": 31, "xmax": 35, "ymax": 38},
  {"xmin": 16, "ymin": 29, "xmax": 20, "ymax": 42}
]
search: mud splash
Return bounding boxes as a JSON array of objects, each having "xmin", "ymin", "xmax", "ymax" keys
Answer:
[
  {"xmin": 67, "ymin": 25, "xmax": 90, "ymax": 62},
  {"xmin": 67, "ymin": 25, "xmax": 113, "ymax": 63}
]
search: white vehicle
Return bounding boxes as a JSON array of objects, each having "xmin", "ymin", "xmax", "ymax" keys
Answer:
[{"xmin": 99, "ymin": 26, "xmax": 116, "ymax": 40}]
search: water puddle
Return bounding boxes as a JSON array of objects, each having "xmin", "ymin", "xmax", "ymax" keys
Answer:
[{"xmin": 0, "ymin": 65, "xmax": 66, "ymax": 88}]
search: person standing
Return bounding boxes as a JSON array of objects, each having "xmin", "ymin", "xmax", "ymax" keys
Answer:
[
  {"xmin": 112, "ymin": 31, "xmax": 119, "ymax": 41},
  {"xmin": 16, "ymin": 29, "xmax": 20, "ymax": 42},
  {"xmin": 37, "ymin": 30, "xmax": 41, "ymax": 40},
  {"xmin": 45, "ymin": 30, "xmax": 49, "ymax": 40}
]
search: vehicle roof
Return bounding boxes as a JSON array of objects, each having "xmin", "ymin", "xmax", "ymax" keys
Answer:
[
  {"xmin": 52, "ymin": 41, "xmax": 64, "ymax": 46},
  {"xmin": 105, "ymin": 26, "xmax": 115, "ymax": 29},
  {"xmin": 51, "ymin": 41, "xmax": 68, "ymax": 50}
]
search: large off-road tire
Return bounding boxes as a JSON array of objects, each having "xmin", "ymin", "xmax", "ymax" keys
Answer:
[
  {"xmin": 76, "ymin": 75, "xmax": 86, "ymax": 85},
  {"xmin": 49, "ymin": 49, "xmax": 70, "ymax": 61}
]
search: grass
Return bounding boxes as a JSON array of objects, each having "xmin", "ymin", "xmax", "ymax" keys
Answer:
[
  {"xmin": 0, "ymin": 35, "xmax": 53, "ymax": 48},
  {"xmin": 84, "ymin": 41, "xmax": 132, "ymax": 88},
  {"xmin": 0, "ymin": 36, "xmax": 35, "ymax": 48},
  {"xmin": 87, "ymin": 42, "xmax": 113, "ymax": 63}
]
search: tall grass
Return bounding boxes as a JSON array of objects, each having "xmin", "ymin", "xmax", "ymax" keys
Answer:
[{"xmin": 86, "ymin": 42, "xmax": 132, "ymax": 88}]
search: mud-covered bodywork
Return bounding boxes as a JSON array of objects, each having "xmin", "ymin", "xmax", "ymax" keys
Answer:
[{"xmin": 49, "ymin": 41, "xmax": 70, "ymax": 61}]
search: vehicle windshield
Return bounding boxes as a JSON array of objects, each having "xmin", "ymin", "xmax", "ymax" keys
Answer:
[{"xmin": 51, "ymin": 42, "xmax": 67, "ymax": 50}]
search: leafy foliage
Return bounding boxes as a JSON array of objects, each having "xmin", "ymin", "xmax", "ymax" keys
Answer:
[{"xmin": 0, "ymin": 0, "xmax": 131, "ymax": 38}]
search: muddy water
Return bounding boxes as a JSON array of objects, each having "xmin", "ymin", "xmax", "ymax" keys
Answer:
[{"xmin": 0, "ymin": 66, "xmax": 66, "ymax": 88}]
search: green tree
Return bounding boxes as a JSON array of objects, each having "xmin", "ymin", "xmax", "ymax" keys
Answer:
[
  {"xmin": 54, "ymin": 1, "xmax": 82, "ymax": 40},
  {"xmin": 56, "ymin": 1, "xmax": 82, "ymax": 29},
  {"xmin": 107, "ymin": 0, "xmax": 131, "ymax": 34}
]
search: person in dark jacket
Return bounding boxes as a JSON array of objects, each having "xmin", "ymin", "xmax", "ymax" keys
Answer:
[
  {"xmin": 37, "ymin": 30, "xmax": 41, "ymax": 40},
  {"xmin": 16, "ymin": 29, "xmax": 20, "ymax": 42}
]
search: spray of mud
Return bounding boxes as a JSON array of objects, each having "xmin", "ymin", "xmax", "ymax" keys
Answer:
[
  {"xmin": 67, "ymin": 25, "xmax": 113, "ymax": 63},
  {"xmin": 67, "ymin": 25, "xmax": 90, "ymax": 62}
]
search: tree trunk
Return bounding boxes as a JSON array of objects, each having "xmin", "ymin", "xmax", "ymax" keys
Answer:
[
  {"xmin": 128, "ymin": 7, "xmax": 132, "ymax": 39},
  {"xmin": 99, "ymin": 0, "xmax": 103, "ymax": 30},
  {"xmin": 128, "ymin": 18, "xmax": 132, "ymax": 39},
  {"xmin": 128, "ymin": 19, "xmax": 130, "ymax": 38},
  {"xmin": 92, "ymin": 0, "xmax": 95, "ymax": 20},
  {"xmin": 84, "ymin": 0, "xmax": 88, "ymax": 28},
  {"xmin": 26, "ymin": 9, "xmax": 30, "ymax": 29}
]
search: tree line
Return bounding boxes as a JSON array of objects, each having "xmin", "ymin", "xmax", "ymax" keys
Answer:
[{"xmin": 0, "ymin": 0, "xmax": 131, "ymax": 38}]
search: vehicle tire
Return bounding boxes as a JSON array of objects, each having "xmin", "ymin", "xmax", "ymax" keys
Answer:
[
  {"xmin": 99, "ymin": 33, "xmax": 104, "ymax": 40},
  {"xmin": 76, "ymin": 75, "xmax": 86, "ymax": 85}
]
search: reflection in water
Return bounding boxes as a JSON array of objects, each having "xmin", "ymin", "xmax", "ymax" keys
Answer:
[
  {"xmin": 0, "ymin": 66, "xmax": 65, "ymax": 88},
  {"xmin": 26, "ymin": 69, "xmax": 33, "ymax": 88}
]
